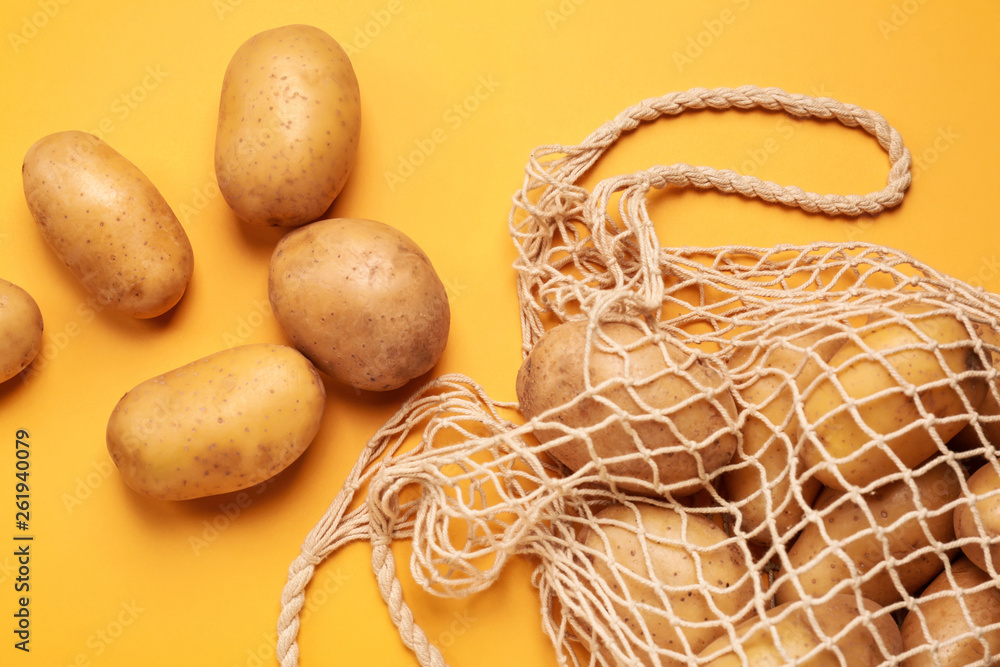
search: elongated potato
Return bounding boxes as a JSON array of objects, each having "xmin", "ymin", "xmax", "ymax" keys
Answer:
[
  {"xmin": 580, "ymin": 501, "xmax": 754, "ymax": 667},
  {"xmin": 0, "ymin": 279, "xmax": 43, "ymax": 383},
  {"xmin": 800, "ymin": 302, "xmax": 988, "ymax": 491},
  {"xmin": 268, "ymin": 218, "xmax": 450, "ymax": 391},
  {"xmin": 516, "ymin": 320, "xmax": 739, "ymax": 497},
  {"xmin": 900, "ymin": 556, "xmax": 1000, "ymax": 667},
  {"xmin": 953, "ymin": 460, "xmax": 1000, "ymax": 573},
  {"xmin": 215, "ymin": 24, "xmax": 361, "ymax": 227},
  {"xmin": 698, "ymin": 595, "xmax": 902, "ymax": 666},
  {"xmin": 724, "ymin": 321, "xmax": 844, "ymax": 544},
  {"xmin": 775, "ymin": 457, "xmax": 963, "ymax": 607},
  {"xmin": 22, "ymin": 131, "xmax": 194, "ymax": 318},
  {"xmin": 107, "ymin": 344, "xmax": 325, "ymax": 500}
]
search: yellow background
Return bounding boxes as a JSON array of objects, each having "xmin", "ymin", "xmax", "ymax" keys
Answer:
[{"xmin": 1, "ymin": 0, "xmax": 997, "ymax": 665}]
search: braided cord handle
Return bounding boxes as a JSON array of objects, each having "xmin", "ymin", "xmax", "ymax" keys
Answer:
[{"xmin": 510, "ymin": 85, "xmax": 913, "ymax": 350}]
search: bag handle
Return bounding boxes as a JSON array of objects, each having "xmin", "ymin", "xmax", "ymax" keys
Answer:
[{"xmin": 511, "ymin": 85, "xmax": 912, "ymax": 348}]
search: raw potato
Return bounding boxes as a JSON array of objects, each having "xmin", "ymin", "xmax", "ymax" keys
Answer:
[
  {"xmin": 947, "ymin": 324, "xmax": 1000, "ymax": 453},
  {"xmin": 215, "ymin": 24, "xmax": 361, "ymax": 227},
  {"xmin": 800, "ymin": 302, "xmax": 988, "ymax": 491},
  {"xmin": 697, "ymin": 594, "xmax": 902, "ymax": 666},
  {"xmin": 953, "ymin": 460, "xmax": 1000, "ymax": 573},
  {"xmin": 723, "ymin": 321, "xmax": 844, "ymax": 544},
  {"xmin": 775, "ymin": 457, "xmax": 963, "ymax": 607},
  {"xmin": 516, "ymin": 320, "xmax": 739, "ymax": 497},
  {"xmin": 268, "ymin": 218, "xmax": 450, "ymax": 392},
  {"xmin": 900, "ymin": 556, "xmax": 1000, "ymax": 667},
  {"xmin": 22, "ymin": 131, "xmax": 194, "ymax": 319},
  {"xmin": 580, "ymin": 501, "xmax": 754, "ymax": 667},
  {"xmin": 106, "ymin": 344, "xmax": 326, "ymax": 500},
  {"xmin": 0, "ymin": 279, "xmax": 43, "ymax": 383}
]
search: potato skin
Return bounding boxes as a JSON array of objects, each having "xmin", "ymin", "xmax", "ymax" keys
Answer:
[
  {"xmin": 775, "ymin": 457, "xmax": 962, "ymax": 607},
  {"xmin": 22, "ymin": 131, "xmax": 194, "ymax": 319},
  {"xmin": 900, "ymin": 556, "xmax": 1000, "ymax": 667},
  {"xmin": 953, "ymin": 461, "xmax": 1000, "ymax": 573},
  {"xmin": 0, "ymin": 279, "xmax": 43, "ymax": 383},
  {"xmin": 801, "ymin": 304, "xmax": 987, "ymax": 491},
  {"xmin": 698, "ymin": 595, "xmax": 902, "ymax": 666},
  {"xmin": 268, "ymin": 218, "xmax": 450, "ymax": 391},
  {"xmin": 724, "ymin": 322, "xmax": 844, "ymax": 544},
  {"xmin": 214, "ymin": 24, "xmax": 361, "ymax": 227},
  {"xmin": 106, "ymin": 344, "xmax": 326, "ymax": 500},
  {"xmin": 580, "ymin": 502, "xmax": 754, "ymax": 666},
  {"xmin": 516, "ymin": 320, "xmax": 739, "ymax": 497}
]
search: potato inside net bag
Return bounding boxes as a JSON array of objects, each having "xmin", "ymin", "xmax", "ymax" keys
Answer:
[{"xmin": 276, "ymin": 86, "xmax": 1000, "ymax": 667}]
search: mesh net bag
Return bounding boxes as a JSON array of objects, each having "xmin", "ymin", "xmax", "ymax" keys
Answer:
[{"xmin": 276, "ymin": 86, "xmax": 1000, "ymax": 667}]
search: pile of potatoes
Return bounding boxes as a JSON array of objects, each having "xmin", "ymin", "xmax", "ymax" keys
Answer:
[
  {"xmin": 6, "ymin": 24, "xmax": 450, "ymax": 500},
  {"xmin": 516, "ymin": 303, "xmax": 1000, "ymax": 665}
]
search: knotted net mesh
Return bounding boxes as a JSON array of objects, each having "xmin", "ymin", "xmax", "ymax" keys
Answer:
[{"xmin": 278, "ymin": 86, "xmax": 1000, "ymax": 667}]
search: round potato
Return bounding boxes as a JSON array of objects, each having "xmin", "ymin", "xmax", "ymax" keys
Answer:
[
  {"xmin": 268, "ymin": 218, "xmax": 450, "ymax": 392},
  {"xmin": 579, "ymin": 501, "xmax": 754, "ymax": 667},
  {"xmin": 516, "ymin": 320, "xmax": 739, "ymax": 497},
  {"xmin": 953, "ymin": 460, "xmax": 1000, "ymax": 573},
  {"xmin": 775, "ymin": 456, "xmax": 963, "ymax": 607},
  {"xmin": 698, "ymin": 595, "xmax": 902, "ymax": 666},
  {"xmin": 22, "ymin": 131, "xmax": 194, "ymax": 319},
  {"xmin": 106, "ymin": 343, "xmax": 326, "ymax": 500},
  {"xmin": 800, "ymin": 303, "xmax": 988, "ymax": 491},
  {"xmin": 900, "ymin": 556, "xmax": 1000, "ymax": 667},
  {"xmin": 0, "ymin": 279, "xmax": 43, "ymax": 383},
  {"xmin": 215, "ymin": 24, "xmax": 361, "ymax": 227}
]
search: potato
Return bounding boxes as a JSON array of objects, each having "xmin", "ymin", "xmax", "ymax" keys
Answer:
[
  {"xmin": 900, "ymin": 556, "xmax": 1000, "ymax": 667},
  {"xmin": 268, "ymin": 218, "xmax": 450, "ymax": 392},
  {"xmin": 214, "ymin": 24, "xmax": 361, "ymax": 227},
  {"xmin": 697, "ymin": 595, "xmax": 902, "ymax": 666},
  {"xmin": 723, "ymin": 321, "xmax": 844, "ymax": 544},
  {"xmin": 106, "ymin": 343, "xmax": 325, "ymax": 500},
  {"xmin": 516, "ymin": 320, "xmax": 739, "ymax": 497},
  {"xmin": 22, "ymin": 131, "xmax": 194, "ymax": 319},
  {"xmin": 953, "ymin": 460, "xmax": 1000, "ymax": 573},
  {"xmin": 0, "ymin": 279, "xmax": 43, "ymax": 383},
  {"xmin": 800, "ymin": 302, "xmax": 988, "ymax": 491},
  {"xmin": 579, "ymin": 501, "xmax": 754, "ymax": 666},
  {"xmin": 947, "ymin": 323, "xmax": 1000, "ymax": 455},
  {"xmin": 775, "ymin": 456, "xmax": 963, "ymax": 607}
]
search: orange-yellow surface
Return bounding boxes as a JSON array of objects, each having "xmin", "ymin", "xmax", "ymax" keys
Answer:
[{"xmin": 0, "ymin": 1, "xmax": 997, "ymax": 665}]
